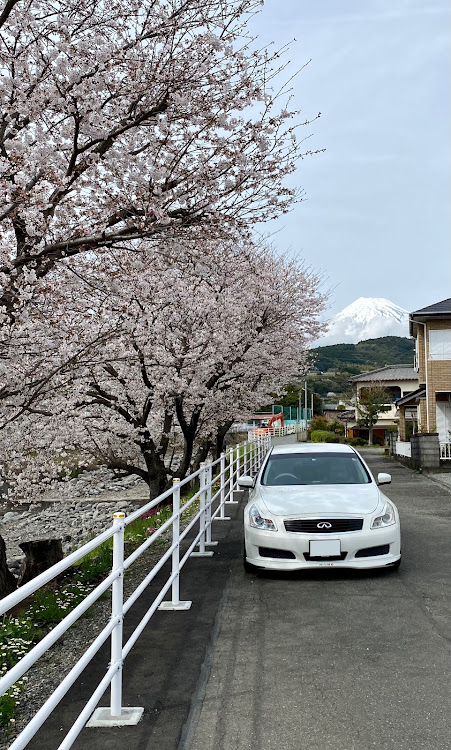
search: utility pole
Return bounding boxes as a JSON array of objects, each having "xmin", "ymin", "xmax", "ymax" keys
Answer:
[{"xmin": 305, "ymin": 381, "xmax": 308, "ymax": 424}]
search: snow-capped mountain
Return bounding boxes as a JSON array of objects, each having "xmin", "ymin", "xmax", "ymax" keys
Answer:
[{"xmin": 317, "ymin": 297, "xmax": 409, "ymax": 346}]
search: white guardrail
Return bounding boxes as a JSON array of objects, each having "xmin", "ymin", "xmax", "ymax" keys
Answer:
[
  {"xmin": 247, "ymin": 424, "xmax": 298, "ymax": 441},
  {"xmin": 0, "ymin": 434, "xmax": 272, "ymax": 749}
]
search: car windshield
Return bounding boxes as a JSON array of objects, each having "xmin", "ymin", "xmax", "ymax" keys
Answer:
[{"xmin": 261, "ymin": 452, "xmax": 371, "ymax": 486}]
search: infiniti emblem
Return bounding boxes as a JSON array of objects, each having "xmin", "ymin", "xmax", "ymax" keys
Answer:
[{"xmin": 317, "ymin": 522, "xmax": 332, "ymax": 529}]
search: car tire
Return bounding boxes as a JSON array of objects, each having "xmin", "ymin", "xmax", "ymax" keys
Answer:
[
  {"xmin": 243, "ymin": 545, "xmax": 256, "ymax": 573},
  {"xmin": 388, "ymin": 555, "xmax": 401, "ymax": 571}
]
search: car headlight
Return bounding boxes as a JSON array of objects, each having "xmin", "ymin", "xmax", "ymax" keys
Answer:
[
  {"xmin": 371, "ymin": 501, "xmax": 396, "ymax": 529},
  {"xmin": 248, "ymin": 504, "xmax": 277, "ymax": 531}
]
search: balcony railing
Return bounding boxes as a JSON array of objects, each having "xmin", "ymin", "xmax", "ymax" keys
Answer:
[{"xmin": 440, "ymin": 443, "xmax": 451, "ymax": 460}]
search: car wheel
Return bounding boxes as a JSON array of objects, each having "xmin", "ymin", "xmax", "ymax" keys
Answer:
[
  {"xmin": 388, "ymin": 555, "xmax": 401, "ymax": 571},
  {"xmin": 243, "ymin": 545, "xmax": 256, "ymax": 573}
]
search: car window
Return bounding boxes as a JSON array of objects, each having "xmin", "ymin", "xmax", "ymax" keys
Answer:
[{"xmin": 261, "ymin": 452, "xmax": 371, "ymax": 486}]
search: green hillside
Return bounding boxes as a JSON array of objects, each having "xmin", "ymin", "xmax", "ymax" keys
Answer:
[{"xmin": 311, "ymin": 336, "xmax": 414, "ymax": 373}]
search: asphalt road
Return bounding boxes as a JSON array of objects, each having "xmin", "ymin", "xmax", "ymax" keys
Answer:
[
  {"xmin": 25, "ymin": 443, "xmax": 451, "ymax": 750},
  {"xmin": 182, "ymin": 446, "xmax": 451, "ymax": 750}
]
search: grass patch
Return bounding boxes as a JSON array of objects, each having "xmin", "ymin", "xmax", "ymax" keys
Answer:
[{"xmin": 0, "ymin": 617, "xmax": 37, "ymax": 726}]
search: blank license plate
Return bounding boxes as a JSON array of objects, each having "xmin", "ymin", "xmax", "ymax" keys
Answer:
[{"xmin": 309, "ymin": 540, "xmax": 341, "ymax": 557}]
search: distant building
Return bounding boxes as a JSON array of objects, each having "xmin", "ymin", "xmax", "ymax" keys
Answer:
[
  {"xmin": 396, "ymin": 298, "xmax": 451, "ymax": 458},
  {"xmin": 348, "ymin": 365, "xmax": 418, "ymax": 444}
]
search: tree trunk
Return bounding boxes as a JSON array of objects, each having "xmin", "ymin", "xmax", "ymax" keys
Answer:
[
  {"xmin": 214, "ymin": 421, "xmax": 234, "ymax": 459},
  {"xmin": 191, "ymin": 439, "xmax": 211, "ymax": 476},
  {"xmin": 18, "ymin": 539, "xmax": 63, "ymax": 586},
  {"xmin": 147, "ymin": 475, "xmax": 168, "ymax": 500},
  {"xmin": 368, "ymin": 426, "xmax": 373, "ymax": 446},
  {"xmin": 0, "ymin": 534, "xmax": 17, "ymax": 598}
]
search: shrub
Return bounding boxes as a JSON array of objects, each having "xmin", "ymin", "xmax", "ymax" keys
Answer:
[
  {"xmin": 328, "ymin": 419, "xmax": 345, "ymax": 436},
  {"xmin": 346, "ymin": 437, "xmax": 367, "ymax": 447},
  {"xmin": 309, "ymin": 416, "xmax": 330, "ymax": 432},
  {"xmin": 310, "ymin": 430, "xmax": 340, "ymax": 443}
]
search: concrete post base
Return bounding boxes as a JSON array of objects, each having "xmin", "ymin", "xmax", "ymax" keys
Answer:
[
  {"xmin": 87, "ymin": 706, "xmax": 144, "ymax": 727},
  {"xmin": 158, "ymin": 600, "xmax": 192, "ymax": 611},
  {"xmin": 190, "ymin": 550, "xmax": 214, "ymax": 557}
]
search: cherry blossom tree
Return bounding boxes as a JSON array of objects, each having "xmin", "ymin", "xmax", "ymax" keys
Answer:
[
  {"xmin": 0, "ymin": 1, "xmax": 327, "ymax": 593},
  {"xmin": 0, "ymin": 0, "xmax": 321, "ymax": 317},
  {"xmin": 2, "ymin": 239, "xmax": 326, "ymax": 498}
]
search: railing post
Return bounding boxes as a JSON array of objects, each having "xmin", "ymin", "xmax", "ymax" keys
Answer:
[
  {"xmin": 220, "ymin": 452, "xmax": 226, "ymax": 512},
  {"xmin": 216, "ymin": 452, "xmax": 230, "ymax": 521},
  {"xmin": 225, "ymin": 447, "xmax": 238, "ymax": 504},
  {"xmin": 205, "ymin": 463, "xmax": 219, "ymax": 545},
  {"xmin": 80, "ymin": 513, "xmax": 144, "ymax": 728},
  {"xmin": 199, "ymin": 463, "xmax": 206, "ymax": 554},
  {"xmin": 110, "ymin": 512, "xmax": 125, "ymax": 718},
  {"xmin": 159, "ymin": 479, "xmax": 192, "ymax": 610},
  {"xmin": 191, "ymin": 463, "xmax": 214, "ymax": 557},
  {"xmin": 230, "ymin": 446, "xmax": 235, "ymax": 493}
]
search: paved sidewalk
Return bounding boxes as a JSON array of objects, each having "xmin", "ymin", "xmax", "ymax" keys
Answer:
[{"xmin": 423, "ymin": 471, "xmax": 451, "ymax": 492}]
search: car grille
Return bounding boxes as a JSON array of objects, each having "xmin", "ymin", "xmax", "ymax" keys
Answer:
[
  {"xmin": 355, "ymin": 544, "xmax": 390, "ymax": 558},
  {"xmin": 284, "ymin": 519, "xmax": 364, "ymax": 533},
  {"xmin": 259, "ymin": 547, "xmax": 296, "ymax": 560},
  {"xmin": 304, "ymin": 552, "xmax": 347, "ymax": 561}
]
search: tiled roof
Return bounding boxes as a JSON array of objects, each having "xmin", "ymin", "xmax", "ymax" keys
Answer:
[
  {"xmin": 411, "ymin": 298, "xmax": 451, "ymax": 317},
  {"xmin": 349, "ymin": 365, "xmax": 418, "ymax": 383},
  {"xmin": 396, "ymin": 387, "xmax": 426, "ymax": 407}
]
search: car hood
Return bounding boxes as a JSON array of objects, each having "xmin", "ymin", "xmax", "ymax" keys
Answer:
[{"xmin": 257, "ymin": 484, "xmax": 381, "ymax": 516}]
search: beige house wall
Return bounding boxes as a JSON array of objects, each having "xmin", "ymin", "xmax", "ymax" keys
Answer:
[{"xmin": 415, "ymin": 320, "xmax": 451, "ymax": 432}]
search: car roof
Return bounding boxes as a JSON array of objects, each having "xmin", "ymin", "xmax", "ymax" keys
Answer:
[{"xmin": 270, "ymin": 443, "xmax": 356, "ymax": 455}]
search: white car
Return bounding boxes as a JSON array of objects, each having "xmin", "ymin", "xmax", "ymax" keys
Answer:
[{"xmin": 239, "ymin": 443, "xmax": 401, "ymax": 572}]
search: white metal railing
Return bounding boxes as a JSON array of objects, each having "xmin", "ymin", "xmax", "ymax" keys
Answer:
[
  {"xmin": 395, "ymin": 440, "xmax": 412, "ymax": 458},
  {"xmin": 247, "ymin": 424, "xmax": 298, "ymax": 441},
  {"xmin": 0, "ymin": 433, "xmax": 272, "ymax": 750},
  {"xmin": 440, "ymin": 443, "xmax": 451, "ymax": 460}
]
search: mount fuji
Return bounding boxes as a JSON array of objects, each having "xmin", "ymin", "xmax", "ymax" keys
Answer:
[{"xmin": 317, "ymin": 297, "xmax": 409, "ymax": 346}]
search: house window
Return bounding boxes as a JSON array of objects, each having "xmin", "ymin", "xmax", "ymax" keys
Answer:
[{"xmin": 429, "ymin": 329, "xmax": 451, "ymax": 360}]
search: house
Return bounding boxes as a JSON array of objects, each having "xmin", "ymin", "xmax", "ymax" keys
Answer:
[
  {"xmin": 348, "ymin": 365, "xmax": 418, "ymax": 444},
  {"xmin": 396, "ymin": 298, "xmax": 451, "ymax": 461}
]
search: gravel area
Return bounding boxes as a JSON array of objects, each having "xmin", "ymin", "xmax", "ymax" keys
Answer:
[{"xmin": 1, "ymin": 469, "xmax": 150, "ymax": 571}]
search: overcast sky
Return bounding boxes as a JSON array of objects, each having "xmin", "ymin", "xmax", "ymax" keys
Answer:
[{"xmin": 249, "ymin": 0, "xmax": 451, "ymax": 319}]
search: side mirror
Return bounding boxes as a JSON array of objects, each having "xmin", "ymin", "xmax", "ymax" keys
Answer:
[
  {"xmin": 377, "ymin": 472, "xmax": 391, "ymax": 485},
  {"xmin": 238, "ymin": 475, "xmax": 254, "ymax": 489}
]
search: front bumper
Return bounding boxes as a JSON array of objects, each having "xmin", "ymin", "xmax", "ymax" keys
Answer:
[{"xmin": 244, "ymin": 522, "xmax": 401, "ymax": 570}]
